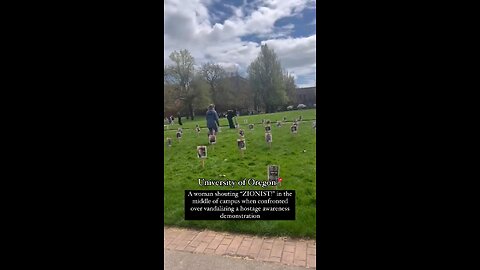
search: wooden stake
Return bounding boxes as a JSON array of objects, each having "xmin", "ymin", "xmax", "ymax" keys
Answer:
[{"xmin": 201, "ymin": 159, "xmax": 205, "ymax": 168}]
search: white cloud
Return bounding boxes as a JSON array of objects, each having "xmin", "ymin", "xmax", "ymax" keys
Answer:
[
  {"xmin": 262, "ymin": 35, "xmax": 316, "ymax": 87},
  {"xmin": 261, "ymin": 35, "xmax": 316, "ymax": 69},
  {"xmin": 164, "ymin": 0, "xmax": 316, "ymax": 87}
]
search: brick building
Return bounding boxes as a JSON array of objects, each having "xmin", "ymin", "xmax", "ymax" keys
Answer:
[{"xmin": 296, "ymin": 86, "xmax": 316, "ymax": 107}]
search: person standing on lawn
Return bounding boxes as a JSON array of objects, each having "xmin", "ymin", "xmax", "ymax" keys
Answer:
[
  {"xmin": 206, "ymin": 104, "xmax": 220, "ymax": 136},
  {"xmin": 226, "ymin": 110, "xmax": 236, "ymax": 129},
  {"xmin": 177, "ymin": 112, "xmax": 182, "ymax": 125}
]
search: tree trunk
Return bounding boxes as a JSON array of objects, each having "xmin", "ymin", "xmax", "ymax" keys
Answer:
[
  {"xmin": 188, "ymin": 103, "xmax": 194, "ymax": 120},
  {"xmin": 210, "ymin": 84, "xmax": 217, "ymax": 105}
]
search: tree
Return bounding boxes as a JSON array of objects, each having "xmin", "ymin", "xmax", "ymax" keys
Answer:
[
  {"xmin": 190, "ymin": 74, "xmax": 212, "ymax": 116},
  {"xmin": 212, "ymin": 72, "xmax": 241, "ymax": 113},
  {"xmin": 165, "ymin": 49, "xmax": 197, "ymax": 119},
  {"xmin": 284, "ymin": 71, "xmax": 297, "ymax": 105},
  {"xmin": 201, "ymin": 62, "xmax": 226, "ymax": 106},
  {"xmin": 247, "ymin": 44, "xmax": 287, "ymax": 113},
  {"xmin": 164, "ymin": 84, "xmax": 176, "ymax": 114},
  {"xmin": 223, "ymin": 71, "xmax": 253, "ymax": 113}
]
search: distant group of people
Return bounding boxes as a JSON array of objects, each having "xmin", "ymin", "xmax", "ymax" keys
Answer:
[
  {"xmin": 217, "ymin": 109, "xmax": 243, "ymax": 118},
  {"xmin": 165, "ymin": 116, "xmax": 174, "ymax": 125},
  {"xmin": 164, "ymin": 113, "xmax": 182, "ymax": 125},
  {"xmin": 205, "ymin": 104, "xmax": 242, "ymax": 134},
  {"xmin": 165, "ymin": 107, "xmax": 297, "ymax": 128},
  {"xmin": 165, "ymin": 104, "xmax": 242, "ymax": 132}
]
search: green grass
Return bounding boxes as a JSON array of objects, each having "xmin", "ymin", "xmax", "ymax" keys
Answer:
[{"xmin": 164, "ymin": 109, "xmax": 316, "ymax": 239}]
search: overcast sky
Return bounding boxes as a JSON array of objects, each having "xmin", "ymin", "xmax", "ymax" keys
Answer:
[{"xmin": 164, "ymin": 0, "xmax": 316, "ymax": 88}]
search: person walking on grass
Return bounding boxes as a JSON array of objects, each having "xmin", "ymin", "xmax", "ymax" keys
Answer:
[{"xmin": 206, "ymin": 104, "xmax": 220, "ymax": 136}]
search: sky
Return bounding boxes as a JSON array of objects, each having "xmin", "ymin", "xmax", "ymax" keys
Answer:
[{"xmin": 164, "ymin": 0, "xmax": 316, "ymax": 88}]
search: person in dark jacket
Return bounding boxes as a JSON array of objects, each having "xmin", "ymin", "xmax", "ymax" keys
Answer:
[
  {"xmin": 206, "ymin": 104, "xmax": 220, "ymax": 135},
  {"xmin": 177, "ymin": 112, "xmax": 182, "ymax": 125},
  {"xmin": 226, "ymin": 110, "xmax": 235, "ymax": 129}
]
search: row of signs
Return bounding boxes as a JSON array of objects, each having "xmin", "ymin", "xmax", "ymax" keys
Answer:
[
  {"xmin": 173, "ymin": 121, "xmax": 315, "ymax": 138},
  {"xmin": 195, "ymin": 146, "xmax": 280, "ymax": 182},
  {"xmin": 167, "ymin": 120, "xmax": 316, "ymax": 146}
]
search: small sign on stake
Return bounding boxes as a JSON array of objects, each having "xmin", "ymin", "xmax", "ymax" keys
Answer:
[
  {"xmin": 291, "ymin": 125, "xmax": 298, "ymax": 135},
  {"xmin": 239, "ymin": 129, "xmax": 245, "ymax": 137},
  {"xmin": 237, "ymin": 139, "xmax": 246, "ymax": 157},
  {"xmin": 166, "ymin": 137, "xmax": 172, "ymax": 147},
  {"xmin": 197, "ymin": 146, "xmax": 207, "ymax": 158},
  {"xmin": 276, "ymin": 121, "xmax": 281, "ymax": 127},
  {"xmin": 197, "ymin": 146, "xmax": 207, "ymax": 167},
  {"xmin": 248, "ymin": 124, "xmax": 254, "ymax": 130},
  {"xmin": 209, "ymin": 134, "xmax": 216, "ymax": 145},
  {"xmin": 176, "ymin": 131, "xmax": 182, "ymax": 140},
  {"xmin": 267, "ymin": 165, "xmax": 280, "ymax": 189},
  {"xmin": 237, "ymin": 139, "xmax": 246, "ymax": 150},
  {"xmin": 265, "ymin": 132, "xmax": 272, "ymax": 148},
  {"xmin": 237, "ymin": 139, "xmax": 247, "ymax": 158},
  {"xmin": 265, "ymin": 125, "xmax": 271, "ymax": 133}
]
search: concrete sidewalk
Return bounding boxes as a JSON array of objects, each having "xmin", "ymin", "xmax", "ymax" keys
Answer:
[{"xmin": 164, "ymin": 227, "xmax": 316, "ymax": 269}]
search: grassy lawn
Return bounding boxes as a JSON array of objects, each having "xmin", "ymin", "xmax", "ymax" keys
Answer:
[{"xmin": 164, "ymin": 109, "xmax": 316, "ymax": 239}]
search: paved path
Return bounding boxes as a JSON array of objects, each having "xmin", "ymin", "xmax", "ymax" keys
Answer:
[
  {"xmin": 165, "ymin": 249, "xmax": 311, "ymax": 270},
  {"xmin": 164, "ymin": 227, "xmax": 316, "ymax": 269}
]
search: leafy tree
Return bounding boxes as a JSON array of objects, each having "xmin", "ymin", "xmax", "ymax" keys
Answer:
[
  {"xmin": 201, "ymin": 62, "xmax": 226, "ymax": 106},
  {"xmin": 223, "ymin": 71, "xmax": 253, "ymax": 113},
  {"xmin": 163, "ymin": 84, "xmax": 176, "ymax": 113},
  {"xmin": 247, "ymin": 44, "xmax": 288, "ymax": 113},
  {"xmin": 190, "ymin": 74, "xmax": 212, "ymax": 116},
  {"xmin": 165, "ymin": 49, "xmax": 197, "ymax": 119},
  {"xmin": 284, "ymin": 71, "xmax": 297, "ymax": 105}
]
